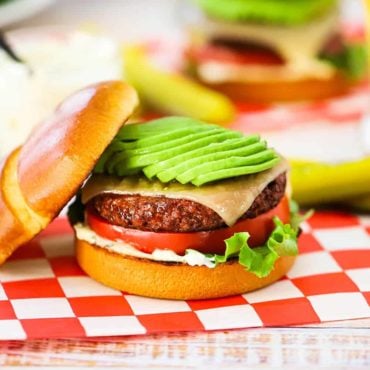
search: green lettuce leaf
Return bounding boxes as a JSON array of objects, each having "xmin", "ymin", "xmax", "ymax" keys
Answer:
[
  {"xmin": 213, "ymin": 217, "xmax": 298, "ymax": 278},
  {"xmin": 266, "ymin": 218, "xmax": 298, "ymax": 257},
  {"xmin": 346, "ymin": 44, "xmax": 368, "ymax": 81},
  {"xmin": 239, "ymin": 244, "xmax": 279, "ymax": 279},
  {"xmin": 210, "ymin": 201, "xmax": 312, "ymax": 278},
  {"xmin": 289, "ymin": 199, "xmax": 314, "ymax": 231},
  {"xmin": 214, "ymin": 232, "xmax": 249, "ymax": 264},
  {"xmin": 321, "ymin": 43, "xmax": 368, "ymax": 81}
]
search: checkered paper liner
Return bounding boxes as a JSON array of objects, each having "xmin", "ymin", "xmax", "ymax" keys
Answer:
[
  {"xmin": 0, "ymin": 212, "xmax": 369, "ymax": 340},
  {"xmin": 231, "ymin": 83, "xmax": 369, "ymax": 133}
]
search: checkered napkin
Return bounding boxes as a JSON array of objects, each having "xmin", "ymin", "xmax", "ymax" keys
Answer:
[{"xmin": 0, "ymin": 212, "xmax": 369, "ymax": 340}]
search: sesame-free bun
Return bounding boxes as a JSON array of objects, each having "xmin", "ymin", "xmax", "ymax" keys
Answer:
[
  {"xmin": 76, "ymin": 238, "xmax": 296, "ymax": 300},
  {"xmin": 203, "ymin": 73, "xmax": 350, "ymax": 103},
  {"xmin": 0, "ymin": 81, "xmax": 138, "ymax": 265}
]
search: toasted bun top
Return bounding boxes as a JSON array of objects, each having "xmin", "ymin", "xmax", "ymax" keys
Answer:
[
  {"xmin": 0, "ymin": 81, "xmax": 138, "ymax": 264},
  {"xmin": 18, "ymin": 80, "xmax": 138, "ymax": 218}
]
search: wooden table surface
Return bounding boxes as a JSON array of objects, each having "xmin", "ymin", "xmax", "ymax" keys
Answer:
[{"xmin": 1, "ymin": 320, "xmax": 369, "ymax": 368}]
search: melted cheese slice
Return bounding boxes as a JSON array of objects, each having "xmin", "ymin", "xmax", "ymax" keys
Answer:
[
  {"xmin": 198, "ymin": 60, "xmax": 334, "ymax": 83},
  {"xmin": 197, "ymin": 9, "xmax": 339, "ymax": 82},
  {"xmin": 81, "ymin": 158, "xmax": 289, "ymax": 227}
]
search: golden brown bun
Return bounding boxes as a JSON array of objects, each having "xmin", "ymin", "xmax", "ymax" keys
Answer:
[
  {"xmin": 204, "ymin": 73, "xmax": 350, "ymax": 103},
  {"xmin": 0, "ymin": 149, "xmax": 49, "ymax": 264},
  {"xmin": 76, "ymin": 238, "xmax": 296, "ymax": 300},
  {"xmin": 0, "ymin": 81, "xmax": 138, "ymax": 265},
  {"xmin": 0, "ymin": 156, "xmax": 35, "ymax": 263},
  {"xmin": 18, "ymin": 81, "xmax": 138, "ymax": 218}
]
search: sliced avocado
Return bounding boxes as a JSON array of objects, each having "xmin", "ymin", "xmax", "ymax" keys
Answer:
[
  {"xmin": 116, "ymin": 117, "xmax": 209, "ymax": 141},
  {"xmin": 157, "ymin": 141, "xmax": 267, "ymax": 183},
  {"xmin": 144, "ymin": 135, "xmax": 260, "ymax": 179},
  {"xmin": 177, "ymin": 149, "xmax": 277, "ymax": 184},
  {"xmin": 196, "ymin": 0, "xmax": 337, "ymax": 25},
  {"xmin": 121, "ymin": 126, "xmax": 214, "ymax": 150},
  {"xmin": 123, "ymin": 128, "xmax": 224, "ymax": 157},
  {"xmin": 122, "ymin": 126, "xmax": 217, "ymax": 153},
  {"xmin": 115, "ymin": 131, "xmax": 241, "ymax": 175},
  {"xmin": 95, "ymin": 140, "xmax": 127, "ymax": 174},
  {"xmin": 95, "ymin": 116, "xmax": 281, "ymax": 186},
  {"xmin": 192, "ymin": 157, "xmax": 281, "ymax": 186}
]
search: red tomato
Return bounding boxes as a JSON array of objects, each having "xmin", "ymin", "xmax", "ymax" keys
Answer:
[
  {"xmin": 86, "ymin": 197, "xmax": 290, "ymax": 255},
  {"xmin": 187, "ymin": 44, "xmax": 284, "ymax": 66}
]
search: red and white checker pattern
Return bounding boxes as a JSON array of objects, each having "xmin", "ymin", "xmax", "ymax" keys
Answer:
[
  {"xmin": 231, "ymin": 83, "xmax": 369, "ymax": 134},
  {"xmin": 0, "ymin": 212, "xmax": 369, "ymax": 340}
]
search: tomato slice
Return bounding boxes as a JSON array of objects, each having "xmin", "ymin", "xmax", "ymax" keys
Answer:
[
  {"xmin": 86, "ymin": 196, "xmax": 290, "ymax": 255},
  {"xmin": 187, "ymin": 44, "xmax": 284, "ymax": 66}
]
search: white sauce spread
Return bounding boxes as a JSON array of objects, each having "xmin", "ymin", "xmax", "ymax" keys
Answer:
[
  {"xmin": 198, "ymin": 60, "xmax": 335, "ymax": 83},
  {"xmin": 74, "ymin": 223, "xmax": 216, "ymax": 267}
]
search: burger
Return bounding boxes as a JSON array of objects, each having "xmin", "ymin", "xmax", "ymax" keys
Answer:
[
  {"xmin": 0, "ymin": 81, "xmax": 305, "ymax": 300},
  {"xmin": 186, "ymin": 0, "xmax": 367, "ymax": 102}
]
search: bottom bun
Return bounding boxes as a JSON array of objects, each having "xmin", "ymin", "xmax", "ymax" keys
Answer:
[
  {"xmin": 76, "ymin": 238, "xmax": 296, "ymax": 300},
  {"xmin": 203, "ymin": 73, "xmax": 350, "ymax": 103}
]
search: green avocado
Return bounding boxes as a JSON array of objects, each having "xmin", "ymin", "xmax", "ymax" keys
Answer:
[
  {"xmin": 95, "ymin": 117, "xmax": 280, "ymax": 186},
  {"xmin": 196, "ymin": 0, "xmax": 338, "ymax": 25},
  {"xmin": 156, "ymin": 140, "xmax": 265, "ymax": 183},
  {"xmin": 143, "ymin": 136, "xmax": 259, "ymax": 179},
  {"xmin": 114, "ymin": 130, "xmax": 241, "ymax": 175},
  {"xmin": 176, "ymin": 149, "xmax": 277, "ymax": 184}
]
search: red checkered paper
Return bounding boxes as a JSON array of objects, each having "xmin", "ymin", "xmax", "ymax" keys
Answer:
[
  {"xmin": 0, "ymin": 213, "xmax": 369, "ymax": 339},
  {"xmin": 232, "ymin": 83, "xmax": 369, "ymax": 132}
]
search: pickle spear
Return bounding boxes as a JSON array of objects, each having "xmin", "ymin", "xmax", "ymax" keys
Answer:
[
  {"xmin": 123, "ymin": 46, "xmax": 235, "ymax": 124},
  {"xmin": 290, "ymin": 157, "xmax": 370, "ymax": 206}
]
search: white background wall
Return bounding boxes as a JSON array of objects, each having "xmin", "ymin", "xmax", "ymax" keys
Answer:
[
  {"xmin": 8, "ymin": 0, "xmax": 365, "ymax": 41},
  {"xmin": 8, "ymin": 0, "xmax": 186, "ymax": 42}
]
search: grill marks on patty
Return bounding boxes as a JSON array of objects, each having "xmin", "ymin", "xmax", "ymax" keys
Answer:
[{"xmin": 91, "ymin": 173, "xmax": 286, "ymax": 233}]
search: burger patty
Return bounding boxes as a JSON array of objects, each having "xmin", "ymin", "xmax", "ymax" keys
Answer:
[
  {"xmin": 211, "ymin": 38, "xmax": 285, "ymax": 64},
  {"xmin": 91, "ymin": 173, "xmax": 286, "ymax": 233}
]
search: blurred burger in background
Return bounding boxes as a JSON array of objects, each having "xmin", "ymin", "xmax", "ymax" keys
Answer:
[{"xmin": 186, "ymin": 0, "xmax": 367, "ymax": 102}]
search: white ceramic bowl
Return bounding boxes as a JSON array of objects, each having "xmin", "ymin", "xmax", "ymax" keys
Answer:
[{"xmin": 0, "ymin": 0, "xmax": 55, "ymax": 28}]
